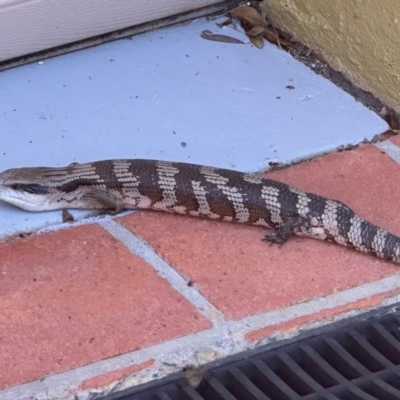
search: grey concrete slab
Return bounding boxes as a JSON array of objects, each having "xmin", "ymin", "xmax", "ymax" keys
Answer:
[{"xmin": 0, "ymin": 17, "xmax": 387, "ymax": 238}]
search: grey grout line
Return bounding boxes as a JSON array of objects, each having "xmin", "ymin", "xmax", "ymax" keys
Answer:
[
  {"xmin": 232, "ymin": 272, "xmax": 400, "ymax": 332},
  {"xmin": 36, "ymin": 210, "xmax": 133, "ymax": 235},
  {"xmin": 374, "ymin": 140, "xmax": 400, "ymax": 163},
  {"xmin": 99, "ymin": 219, "xmax": 227, "ymax": 325}
]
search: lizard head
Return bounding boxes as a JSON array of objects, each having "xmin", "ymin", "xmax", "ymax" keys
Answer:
[{"xmin": 0, "ymin": 167, "xmax": 52, "ymax": 211}]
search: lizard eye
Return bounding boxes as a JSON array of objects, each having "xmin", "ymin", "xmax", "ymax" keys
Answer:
[{"xmin": 10, "ymin": 183, "xmax": 48, "ymax": 194}]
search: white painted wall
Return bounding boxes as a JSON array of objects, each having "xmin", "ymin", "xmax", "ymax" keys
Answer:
[{"xmin": 0, "ymin": 0, "xmax": 222, "ymax": 62}]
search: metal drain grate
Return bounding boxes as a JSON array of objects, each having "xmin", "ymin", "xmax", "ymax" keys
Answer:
[{"xmin": 105, "ymin": 309, "xmax": 400, "ymax": 400}]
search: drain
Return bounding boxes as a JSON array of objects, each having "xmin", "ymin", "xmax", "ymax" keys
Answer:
[{"xmin": 103, "ymin": 305, "xmax": 400, "ymax": 400}]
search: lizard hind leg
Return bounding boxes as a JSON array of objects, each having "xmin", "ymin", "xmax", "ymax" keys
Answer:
[{"xmin": 263, "ymin": 216, "xmax": 311, "ymax": 247}]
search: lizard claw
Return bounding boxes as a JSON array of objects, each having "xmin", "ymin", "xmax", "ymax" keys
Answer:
[{"xmin": 263, "ymin": 233, "xmax": 285, "ymax": 247}]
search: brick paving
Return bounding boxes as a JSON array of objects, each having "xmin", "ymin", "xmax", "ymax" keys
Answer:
[{"xmin": 2, "ymin": 143, "xmax": 400, "ymax": 399}]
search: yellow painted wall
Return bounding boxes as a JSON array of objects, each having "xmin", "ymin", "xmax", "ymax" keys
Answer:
[{"xmin": 263, "ymin": 0, "xmax": 400, "ymax": 112}]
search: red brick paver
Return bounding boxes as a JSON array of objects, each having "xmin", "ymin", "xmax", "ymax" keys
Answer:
[
  {"xmin": 0, "ymin": 225, "xmax": 210, "ymax": 389},
  {"xmin": 119, "ymin": 145, "xmax": 400, "ymax": 319},
  {"xmin": 246, "ymin": 287, "xmax": 400, "ymax": 343}
]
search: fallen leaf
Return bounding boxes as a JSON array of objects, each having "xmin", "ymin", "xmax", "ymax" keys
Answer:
[
  {"xmin": 246, "ymin": 26, "xmax": 265, "ymax": 49},
  {"xmin": 263, "ymin": 28, "xmax": 281, "ymax": 47},
  {"xmin": 247, "ymin": 26, "xmax": 266, "ymax": 37},
  {"xmin": 230, "ymin": 5, "xmax": 267, "ymax": 28},
  {"xmin": 200, "ymin": 30, "xmax": 244, "ymax": 44},
  {"xmin": 230, "ymin": 4, "xmax": 293, "ymax": 50},
  {"xmin": 264, "ymin": 26, "xmax": 292, "ymax": 49}
]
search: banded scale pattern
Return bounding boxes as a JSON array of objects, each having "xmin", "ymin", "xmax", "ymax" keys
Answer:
[{"xmin": 0, "ymin": 159, "xmax": 400, "ymax": 264}]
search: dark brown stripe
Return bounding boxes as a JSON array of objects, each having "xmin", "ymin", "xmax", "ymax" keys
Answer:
[
  {"xmin": 130, "ymin": 160, "xmax": 164, "ymax": 205},
  {"xmin": 359, "ymin": 220, "xmax": 379, "ymax": 250}
]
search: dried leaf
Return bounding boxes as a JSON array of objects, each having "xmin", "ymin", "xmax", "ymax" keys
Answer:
[
  {"xmin": 249, "ymin": 35, "xmax": 264, "ymax": 49},
  {"xmin": 246, "ymin": 26, "xmax": 265, "ymax": 49},
  {"xmin": 230, "ymin": 5, "xmax": 267, "ymax": 28},
  {"xmin": 261, "ymin": 26, "xmax": 292, "ymax": 49},
  {"xmin": 246, "ymin": 26, "xmax": 266, "ymax": 37},
  {"xmin": 263, "ymin": 29, "xmax": 280, "ymax": 46},
  {"xmin": 230, "ymin": 4, "xmax": 293, "ymax": 50},
  {"xmin": 201, "ymin": 30, "xmax": 244, "ymax": 44},
  {"xmin": 230, "ymin": 6, "xmax": 267, "ymax": 49}
]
